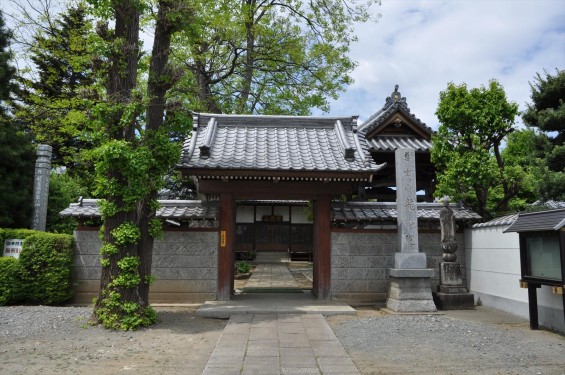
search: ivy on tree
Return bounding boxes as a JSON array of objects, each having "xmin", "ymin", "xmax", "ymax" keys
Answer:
[{"xmin": 87, "ymin": 0, "xmax": 189, "ymax": 330}]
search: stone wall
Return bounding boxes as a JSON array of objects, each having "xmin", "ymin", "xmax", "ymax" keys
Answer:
[
  {"xmin": 73, "ymin": 229, "xmax": 218, "ymax": 304},
  {"xmin": 331, "ymin": 229, "xmax": 466, "ymax": 304}
]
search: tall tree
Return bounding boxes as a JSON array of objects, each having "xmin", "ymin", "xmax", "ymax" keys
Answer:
[
  {"xmin": 431, "ymin": 80, "xmax": 522, "ymax": 219},
  {"xmin": 171, "ymin": 0, "xmax": 379, "ymax": 114},
  {"xmin": 522, "ymin": 69, "xmax": 565, "ymax": 200},
  {"xmin": 88, "ymin": 0, "xmax": 189, "ymax": 330},
  {"xmin": 0, "ymin": 10, "xmax": 35, "ymax": 228},
  {"xmin": 14, "ymin": 4, "xmax": 97, "ymax": 184}
]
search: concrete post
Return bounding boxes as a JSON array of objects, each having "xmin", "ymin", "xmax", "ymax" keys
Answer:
[{"xmin": 31, "ymin": 144, "xmax": 52, "ymax": 231}]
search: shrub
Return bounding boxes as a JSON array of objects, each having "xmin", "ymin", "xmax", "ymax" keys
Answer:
[
  {"xmin": 0, "ymin": 229, "xmax": 75, "ymax": 305},
  {"xmin": 236, "ymin": 261, "xmax": 251, "ymax": 274},
  {"xmin": 19, "ymin": 233, "xmax": 74, "ymax": 305},
  {"xmin": 0, "ymin": 257, "xmax": 25, "ymax": 305},
  {"xmin": 0, "ymin": 228, "xmax": 37, "ymax": 246}
]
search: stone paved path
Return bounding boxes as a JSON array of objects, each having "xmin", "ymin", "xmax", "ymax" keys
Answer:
[
  {"xmin": 245, "ymin": 264, "xmax": 299, "ymax": 289},
  {"xmin": 202, "ymin": 313, "xmax": 360, "ymax": 375}
]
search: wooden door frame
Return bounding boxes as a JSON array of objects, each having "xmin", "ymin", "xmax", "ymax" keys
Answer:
[{"xmin": 206, "ymin": 180, "xmax": 356, "ymax": 301}]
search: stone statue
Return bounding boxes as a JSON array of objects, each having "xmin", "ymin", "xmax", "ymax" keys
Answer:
[{"xmin": 439, "ymin": 197, "xmax": 457, "ymax": 262}]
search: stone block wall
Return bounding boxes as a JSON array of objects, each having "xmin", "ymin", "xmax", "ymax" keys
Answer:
[
  {"xmin": 331, "ymin": 229, "xmax": 466, "ymax": 304},
  {"xmin": 72, "ymin": 229, "xmax": 218, "ymax": 304}
]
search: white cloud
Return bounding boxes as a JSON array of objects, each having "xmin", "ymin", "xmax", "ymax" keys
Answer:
[{"xmin": 326, "ymin": 0, "xmax": 565, "ymax": 129}]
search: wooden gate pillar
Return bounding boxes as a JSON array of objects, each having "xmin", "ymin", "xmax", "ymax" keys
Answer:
[
  {"xmin": 218, "ymin": 193, "xmax": 234, "ymax": 300},
  {"xmin": 313, "ymin": 194, "xmax": 331, "ymax": 299}
]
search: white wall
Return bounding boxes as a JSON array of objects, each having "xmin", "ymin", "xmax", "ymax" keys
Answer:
[
  {"xmin": 236, "ymin": 206, "xmax": 255, "ymax": 223},
  {"xmin": 291, "ymin": 206, "xmax": 310, "ymax": 223},
  {"xmin": 465, "ymin": 226, "xmax": 564, "ymax": 333}
]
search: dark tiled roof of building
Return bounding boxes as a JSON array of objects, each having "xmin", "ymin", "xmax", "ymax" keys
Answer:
[
  {"xmin": 178, "ymin": 113, "xmax": 384, "ymax": 179},
  {"xmin": 504, "ymin": 208, "xmax": 565, "ymax": 233},
  {"xmin": 331, "ymin": 202, "xmax": 481, "ymax": 222},
  {"xmin": 358, "ymin": 85, "xmax": 433, "ymax": 136},
  {"xmin": 367, "ymin": 136, "xmax": 432, "ymax": 152},
  {"xmin": 60, "ymin": 199, "xmax": 218, "ymax": 220}
]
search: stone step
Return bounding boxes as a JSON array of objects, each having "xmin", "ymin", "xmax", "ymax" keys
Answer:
[{"xmin": 254, "ymin": 251, "xmax": 290, "ymax": 263}]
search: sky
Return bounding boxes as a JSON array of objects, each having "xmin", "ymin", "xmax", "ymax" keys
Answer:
[
  {"xmin": 4, "ymin": 0, "xmax": 564, "ymax": 129},
  {"xmin": 325, "ymin": 0, "xmax": 565, "ymax": 129}
]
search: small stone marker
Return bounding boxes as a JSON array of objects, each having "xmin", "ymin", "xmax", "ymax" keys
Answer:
[
  {"xmin": 386, "ymin": 148, "xmax": 436, "ymax": 312},
  {"xmin": 432, "ymin": 198, "xmax": 475, "ymax": 310},
  {"xmin": 31, "ymin": 144, "xmax": 52, "ymax": 231}
]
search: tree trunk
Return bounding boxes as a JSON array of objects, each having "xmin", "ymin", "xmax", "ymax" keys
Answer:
[
  {"xmin": 92, "ymin": 0, "xmax": 141, "ymax": 322},
  {"xmin": 137, "ymin": 0, "xmax": 179, "ymax": 304},
  {"xmin": 194, "ymin": 60, "xmax": 222, "ymax": 113},
  {"xmin": 238, "ymin": 0, "xmax": 256, "ymax": 113},
  {"xmin": 493, "ymin": 140, "xmax": 511, "ymax": 213}
]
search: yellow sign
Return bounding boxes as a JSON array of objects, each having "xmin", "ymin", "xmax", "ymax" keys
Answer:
[{"xmin": 220, "ymin": 231, "xmax": 226, "ymax": 247}]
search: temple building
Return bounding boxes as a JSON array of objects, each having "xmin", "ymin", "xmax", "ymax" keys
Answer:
[{"xmin": 62, "ymin": 86, "xmax": 480, "ymax": 304}]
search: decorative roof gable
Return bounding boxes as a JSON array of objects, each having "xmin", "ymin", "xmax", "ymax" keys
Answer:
[{"xmin": 358, "ymin": 85, "xmax": 433, "ymax": 146}]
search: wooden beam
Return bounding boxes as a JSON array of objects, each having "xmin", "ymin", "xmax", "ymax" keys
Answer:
[
  {"xmin": 313, "ymin": 194, "xmax": 331, "ymax": 300},
  {"xmin": 217, "ymin": 193, "xmax": 234, "ymax": 301},
  {"xmin": 182, "ymin": 168, "xmax": 374, "ymax": 181},
  {"xmin": 198, "ymin": 180, "xmax": 359, "ymax": 199}
]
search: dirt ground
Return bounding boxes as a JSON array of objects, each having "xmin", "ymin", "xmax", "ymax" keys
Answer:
[
  {"xmin": 2, "ymin": 266, "xmax": 563, "ymax": 375},
  {"xmin": 1, "ymin": 305, "xmax": 564, "ymax": 375}
]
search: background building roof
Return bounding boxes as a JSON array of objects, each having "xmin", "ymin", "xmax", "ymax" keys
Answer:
[
  {"xmin": 331, "ymin": 202, "xmax": 481, "ymax": 222},
  {"xmin": 472, "ymin": 213, "xmax": 519, "ymax": 228},
  {"xmin": 367, "ymin": 136, "xmax": 432, "ymax": 152},
  {"xmin": 60, "ymin": 199, "xmax": 218, "ymax": 220}
]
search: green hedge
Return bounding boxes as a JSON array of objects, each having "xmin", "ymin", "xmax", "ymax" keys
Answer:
[
  {"xmin": 0, "ymin": 229, "xmax": 74, "ymax": 305},
  {"xmin": 0, "ymin": 257, "xmax": 25, "ymax": 305}
]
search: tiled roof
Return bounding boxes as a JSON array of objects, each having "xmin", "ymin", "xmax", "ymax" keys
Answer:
[
  {"xmin": 331, "ymin": 202, "xmax": 481, "ymax": 222},
  {"xmin": 472, "ymin": 213, "xmax": 518, "ymax": 228},
  {"xmin": 368, "ymin": 136, "xmax": 432, "ymax": 152},
  {"xmin": 358, "ymin": 85, "xmax": 433, "ymax": 136},
  {"xmin": 531, "ymin": 200, "xmax": 565, "ymax": 209},
  {"xmin": 504, "ymin": 208, "xmax": 565, "ymax": 233},
  {"xmin": 178, "ymin": 113, "xmax": 384, "ymax": 179},
  {"xmin": 60, "ymin": 199, "xmax": 218, "ymax": 220}
]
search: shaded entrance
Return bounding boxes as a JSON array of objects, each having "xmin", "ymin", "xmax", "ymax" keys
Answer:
[
  {"xmin": 214, "ymin": 186, "xmax": 336, "ymax": 300},
  {"xmin": 234, "ymin": 200, "xmax": 313, "ymax": 295},
  {"xmin": 235, "ymin": 200, "xmax": 313, "ymax": 262}
]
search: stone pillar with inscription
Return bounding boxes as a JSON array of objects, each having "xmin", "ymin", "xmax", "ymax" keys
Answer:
[
  {"xmin": 386, "ymin": 148, "xmax": 436, "ymax": 312},
  {"xmin": 31, "ymin": 144, "xmax": 52, "ymax": 231}
]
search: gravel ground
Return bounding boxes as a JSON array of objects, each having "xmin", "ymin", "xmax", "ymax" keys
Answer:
[
  {"xmin": 327, "ymin": 308, "xmax": 565, "ymax": 375},
  {"xmin": 0, "ymin": 305, "xmax": 563, "ymax": 375}
]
